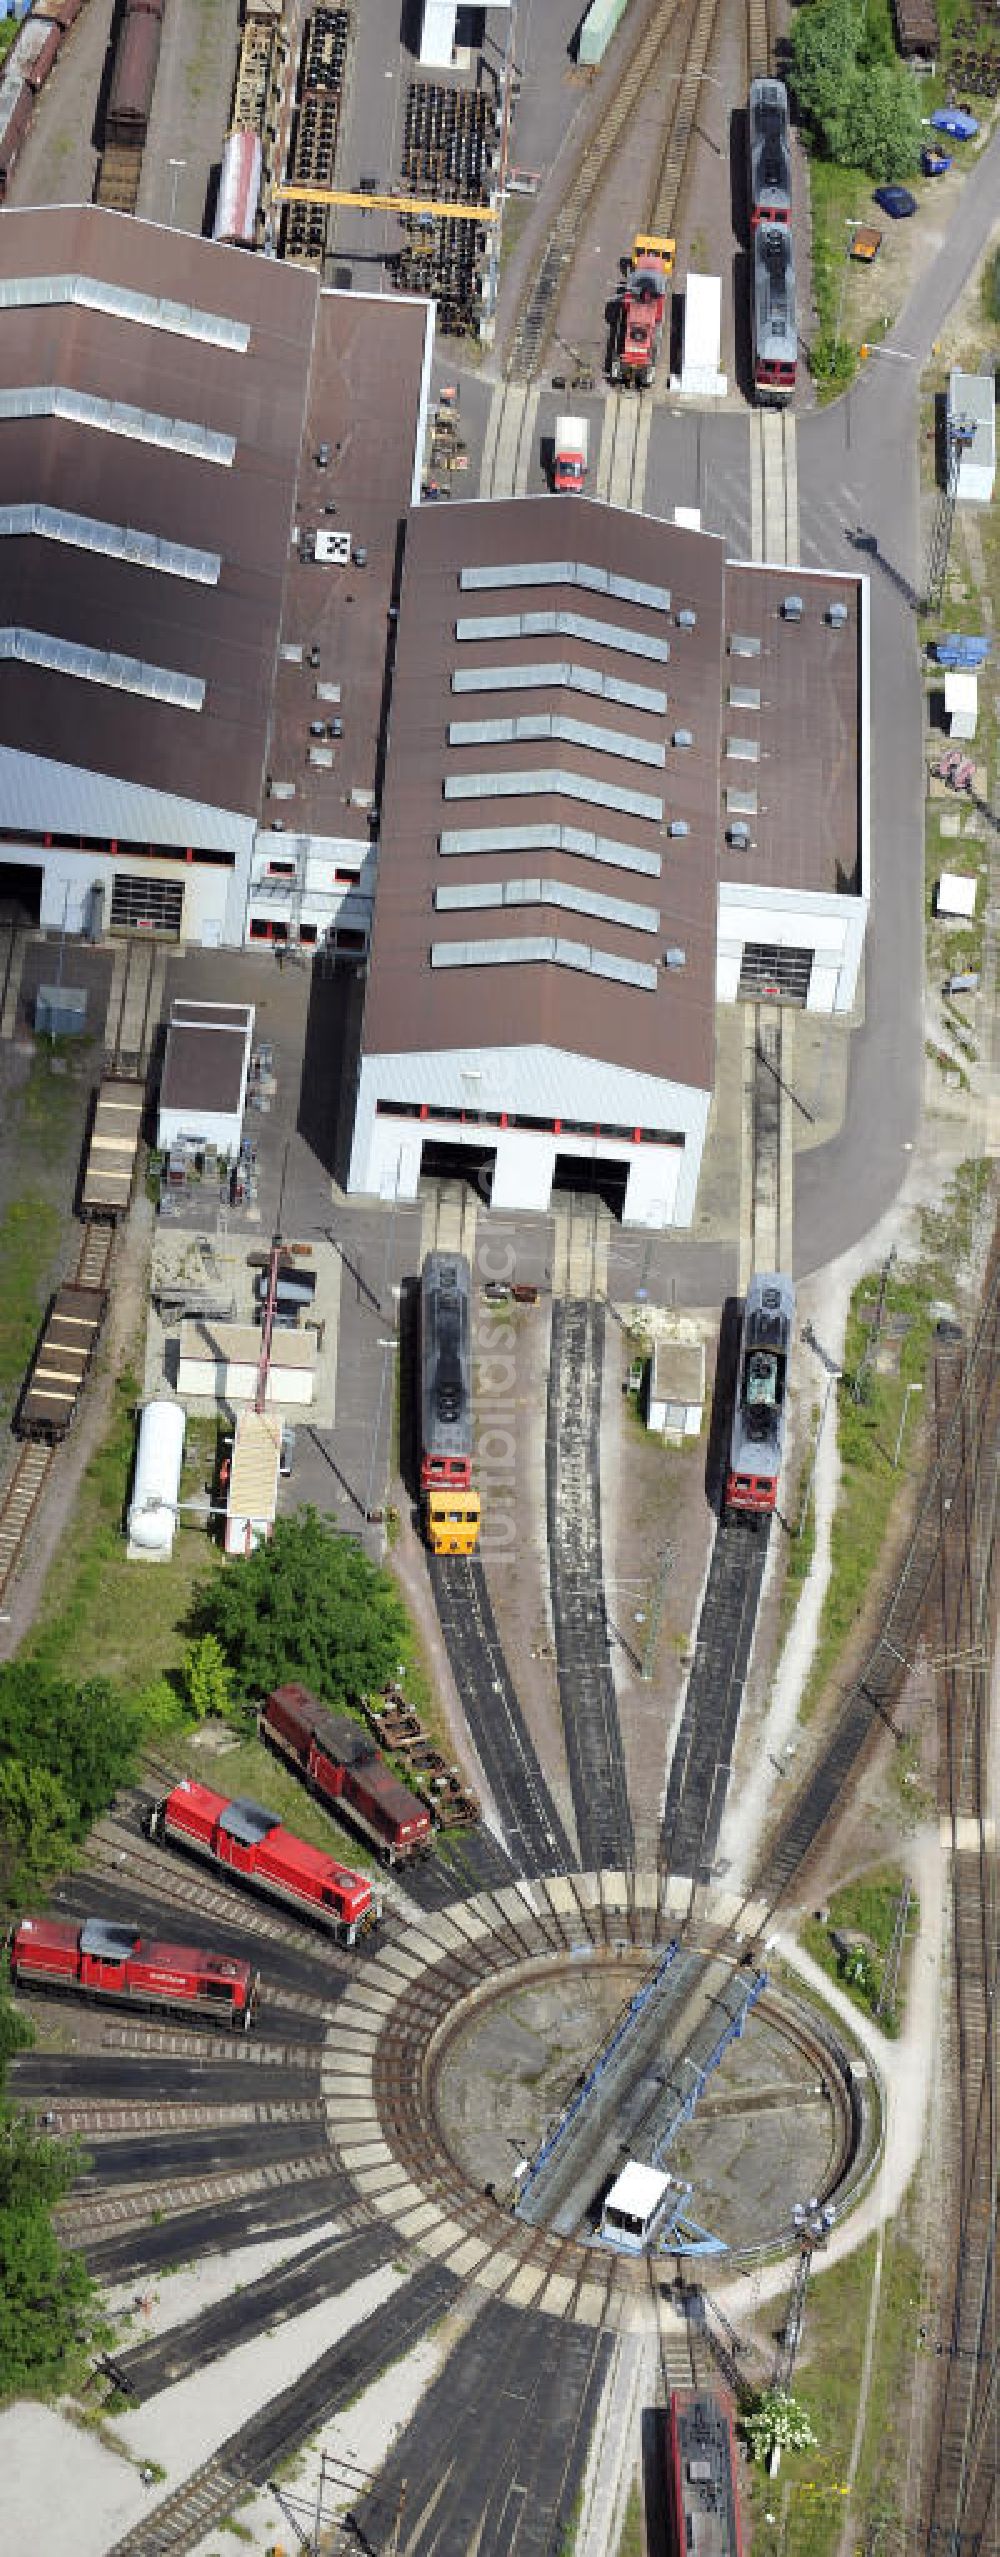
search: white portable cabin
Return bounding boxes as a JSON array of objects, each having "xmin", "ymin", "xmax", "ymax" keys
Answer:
[
  {"xmin": 156, "ymin": 1000, "xmax": 254, "ymax": 1161},
  {"xmin": 948, "ymin": 370, "xmax": 996, "ymax": 505},
  {"xmin": 674, "ymin": 275, "xmax": 727, "ymax": 400},
  {"xmin": 600, "ymin": 2161, "xmax": 676, "ymax": 2253},
  {"xmin": 944, "ymin": 671, "xmax": 978, "ymax": 740},
  {"xmin": 647, "ymin": 1336, "xmax": 705, "ymax": 1440},
  {"xmin": 128, "ymin": 1397, "xmax": 185, "ymax": 1558}
]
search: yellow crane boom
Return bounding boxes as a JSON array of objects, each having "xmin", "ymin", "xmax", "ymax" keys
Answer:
[{"xmin": 273, "ymin": 185, "xmax": 498, "ymax": 223}]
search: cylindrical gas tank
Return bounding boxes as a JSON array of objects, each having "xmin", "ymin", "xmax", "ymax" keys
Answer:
[{"xmin": 128, "ymin": 1397, "xmax": 185, "ymax": 1555}]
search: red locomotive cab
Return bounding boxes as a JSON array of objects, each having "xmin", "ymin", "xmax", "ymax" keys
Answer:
[
  {"xmin": 756, "ymin": 356, "xmax": 796, "ymax": 393},
  {"xmin": 725, "ymin": 1468, "xmax": 777, "ymax": 1518},
  {"xmin": 420, "ymin": 1449, "xmax": 472, "ymax": 1491},
  {"xmin": 151, "ymin": 1778, "xmax": 378, "ymax": 1942}
]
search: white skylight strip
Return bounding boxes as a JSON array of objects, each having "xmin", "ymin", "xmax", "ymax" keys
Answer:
[
  {"xmin": 455, "ymin": 609, "xmax": 671, "ymax": 663},
  {"xmin": 448, "ymin": 714, "xmax": 666, "ymax": 768},
  {"xmin": 0, "ymin": 502, "xmax": 220, "ymax": 584},
  {"xmin": 0, "ymin": 626, "xmax": 205, "ymax": 710},
  {"xmin": 439, "ymin": 822, "xmax": 661, "ymax": 878},
  {"xmin": 0, "ymin": 274, "xmax": 250, "ymax": 351},
  {"xmin": 0, "ymin": 387, "xmax": 235, "ymax": 466},
  {"xmin": 442, "ymin": 768, "xmax": 663, "ymax": 822},
  {"xmin": 458, "ymin": 562, "xmax": 672, "ymax": 613},
  {"xmin": 435, "ymin": 877, "xmax": 660, "ymax": 932},
  {"xmin": 430, "ymin": 933, "xmax": 659, "ymax": 991},
  {"xmin": 451, "ymin": 661, "xmax": 668, "ymax": 715}
]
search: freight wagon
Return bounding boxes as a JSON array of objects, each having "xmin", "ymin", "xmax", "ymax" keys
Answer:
[
  {"xmin": 725, "ymin": 1272, "xmax": 795, "ymax": 1521},
  {"xmin": 16, "ymin": 1282, "xmax": 108, "ymax": 1442},
  {"xmin": 149, "ymin": 1777, "xmax": 380, "ymax": 1942},
  {"xmin": 9, "ymin": 1914, "xmax": 259, "ymax": 2029},
  {"xmin": 80, "ymin": 1075, "xmax": 144, "ymax": 1220},
  {"xmin": 260, "ymin": 1683, "xmax": 432, "ymax": 1865},
  {"xmin": 105, "ymin": 0, "xmax": 164, "ymax": 152},
  {"xmin": 420, "ymin": 1250, "xmax": 481, "ymax": 1556}
]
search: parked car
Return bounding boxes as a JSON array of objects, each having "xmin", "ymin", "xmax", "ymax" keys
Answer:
[
  {"xmin": 874, "ymin": 185, "xmax": 917, "ymax": 218},
  {"xmin": 930, "ymin": 107, "xmax": 978, "ymax": 140}
]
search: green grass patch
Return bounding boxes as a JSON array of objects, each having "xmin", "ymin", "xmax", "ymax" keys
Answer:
[
  {"xmin": 618, "ymin": 2480, "xmax": 644, "ymax": 2557},
  {"xmin": 795, "ymin": 1265, "xmax": 937, "ymax": 1722},
  {"xmin": 746, "ymin": 2224, "xmax": 923, "ymax": 2557},
  {"xmin": 0, "ymin": 1196, "xmax": 63, "ymax": 1407},
  {"xmin": 800, "ymin": 1864, "xmax": 917, "ymax": 2032},
  {"xmin": 31, "ymin": 1367, "xmax": 225, "ymax": 1695}
]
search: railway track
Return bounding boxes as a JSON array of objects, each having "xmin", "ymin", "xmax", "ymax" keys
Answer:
[
  {"xmin": 104, "ymin": 2259, "xmax": 461, "ymax": 2557},
  {"xmin": 661, "ymin": 1519, "xmax": 771, "ymax": 1881},
  {"xmin": 917, "ymin": 1329, "xmax": 998, "ymax": 2557},
  {"xmin": 751, "ymin": 1238, "xmax": 1000, "ymax": 1918},
  {"xmin": 647, "ymin": 0, "xmax": 727, "ymax": 243},
  {"xmin": 0, "ymin": 1440, "xmax": 54, "ymax": 1608},
  {"xmin": 547, "ymin": 1299, "xmax": 634, "ymax": 1874},
  {"xmin": 108, "ymin": 2223, "xmax": 398, "ymax": 2404},
  {"xmin": 748, "ymin": 1004, "xmax": 784, "ymax": 1276},
  {"xmin": 505, "ymin": 0, "xmax": 686, "ymax": 381},
  {"xmin": 428, "ymin": 1552, "xmax": 575, "ymax": 1879},
  {"xmin": 747, "ymin": 0, "xmax": 770, "ymax": 82}
]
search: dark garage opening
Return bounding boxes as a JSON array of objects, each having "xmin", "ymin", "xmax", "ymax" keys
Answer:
[
  {"xmin": 0, "ymin": 863, "xmax": 43, "ymax": 927},
  {"xmin": 418, "ymin": 1136, "xmax": 497, "ymax": 1200},
  {"xmin": 552, "ymin": 1152, "xmax": 629, "ymax": 1220}
]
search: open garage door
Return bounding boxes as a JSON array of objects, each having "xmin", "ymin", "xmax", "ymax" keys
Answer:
[
  {"xmin": 0, "ymin": 862, "xmax": 42, "ymax": 926},
  {"xmin": 738, "ymin": 941, "xmax": 813, "ymax": 1006},
  {"xmin": 419, "ymin": 1135, "xmax": 496, "ymax": 1198},
  {"xmin": 552, "ymin": 1152, "xmax": 629, "ymax": 1219}
]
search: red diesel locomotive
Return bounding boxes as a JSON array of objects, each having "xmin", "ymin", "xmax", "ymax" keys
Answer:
[
  {"xmin": 149, "ymin": 1779, "xmax": 380, "ymax": 1943},
  {"xmin": 260, "ymin": 1684, "xmax": 432, "ymax": 1867},
  {"xmin": 9, "ymin": 1915, "xmax": 259, "ymax": 2030}
]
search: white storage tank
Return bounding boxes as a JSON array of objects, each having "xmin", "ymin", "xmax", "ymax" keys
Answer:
[{"xmin": 128, "ymin": 1398, "xmax": 186, "ymax": 1558}]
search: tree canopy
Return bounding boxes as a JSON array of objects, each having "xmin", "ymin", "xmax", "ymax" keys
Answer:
[
  {"xmin": 0, "ymin": 2001, "xmax": 103, "ymax": 2400},
  {"xmin": 0, "ymin": 1661, "xmax": 140, "ymax": 1839},
  {"xmin": 790, "ymin": 0, "xmax": 922, "ymax": 179},
  {"xmin": 192, "ymin": 1508, "xmax": 411, "ymax": 1706}
]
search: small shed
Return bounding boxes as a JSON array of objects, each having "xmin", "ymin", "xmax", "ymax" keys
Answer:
[
  {"xmin": 157, "ymin": 999, "xmax": 254, "ymax": 1160},
  {"xmin": 944, "ymin": 671, "xmax": 978, "ymax": 740},
  {"xmin": 178, "ymin": 1320, "xmax": 316, "ymax": 1408},
  {"xmin": 225, "ymin": 1409, "xmax": 281, "ymax": 1555},
  {"xmin": 891, "ymin": 0, "xmax": 938, "ymax": 60},
  {"xmin": 600, "ymin": 2162, "xmax": 675, "ymax": 2253},
  {"xmin": 647, "ymin": 1336, "xmax": 705, "ymax": 1439},
  {"xmin": 937, "ymin": 871, "xmax": 977, "ymax": 919},
  {"xmin": 948, "ymin": 370, "xmax": 996, "ymax": 505}
]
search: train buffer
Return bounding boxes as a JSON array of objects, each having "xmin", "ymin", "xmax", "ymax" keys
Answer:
[{"xmin": 514, "ymin": 1948, "xmax": 767, "ymax": 2242}]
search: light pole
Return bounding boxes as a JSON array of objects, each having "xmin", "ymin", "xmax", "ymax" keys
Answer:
[
  {"xmin": 893, "ymin": 1380, "xmax": 923, "ymax": 1469},
  {"xmin": 168, "ymin": 158, "xmax": 186, "ymax": 229}
]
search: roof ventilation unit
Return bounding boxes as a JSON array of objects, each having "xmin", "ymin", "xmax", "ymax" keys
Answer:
[
  {"xmin": 663, "ymin": 947, "xmax": 687, "ymax": 969},
  {"xmin": 727, "ymin": 821, "xmax": 751, "ymax": 848},
  {"xmin": 675, "ymin": 608, "xmax": 697, "ymax": 630},
  {"xmin": 781, "ymin": 594, "xmax": 803, "ymax": 622},
  {"xmin": 667, "ymin": 819, "xmax": 689, "ymax": 837},
  {"xmin": 672, "ymin": 728, "xmax": 693, "ymax": 749},
  {"xmin": 826, "ymin": 600, "xmax": 849, "ymax": 627}
]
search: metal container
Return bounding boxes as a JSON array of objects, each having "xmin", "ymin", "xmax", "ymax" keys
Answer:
[{"xmin": 35, "ymin": 984, "xmax": 87, "ymax": 1037}]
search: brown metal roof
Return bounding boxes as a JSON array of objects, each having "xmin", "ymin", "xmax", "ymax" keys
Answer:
[
  {"xmin": 0, "ymin": 209, "xmax": 427, "ymax": 834},
  {"xmin": 362, "ymin": 498, "xmax": 724, "ymax": 1093},
  {"xmin": 160, "ymin": 1019, "xmax": 249, "ymax": 1115},
  {"xmin": 719, "ymin": 564, "xmax": 862, "ymax": 898},
  {"xmin": 264, "ymin": 288, "xmax": 429, "ymax": 843}
]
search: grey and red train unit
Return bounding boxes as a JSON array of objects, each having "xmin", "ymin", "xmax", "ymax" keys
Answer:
[
  {"xmin": 149, "ymin": 1777, "xmax": 380, "ymax": 1943},
  {"xmin": 752, "ymin": 222, "xmax": 797, "ymax": 404},
  {"xmin": 748, "ymin": 76, "xmax": 791, "ymax": 226},
  {"xmin": 666, "ymin": 2388, "xmax": 744, "ymax": 2557},
  {"xmin": 9, "ymin": 1915, "xmax": 259, "ymax": 2030},
  {"xmin": 725, "ymin": 1271, "xmax": 795, "ymax": 1521},
  {"xmin": 260, "ymin": 1683, "xmax": 432, "ymax": 1866}
]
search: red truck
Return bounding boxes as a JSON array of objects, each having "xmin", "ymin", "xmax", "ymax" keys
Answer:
[
  {"xmin": 148, "ymin": 1779, "xmax": 380, "ymax": 1942},
  {"xmin": 9, "ymin": 1914, "xmax": 259, "ymax": 2029},
  {"xmin": 260, "ymin": 1684, "xmax": 433, "ymax": 1866}
]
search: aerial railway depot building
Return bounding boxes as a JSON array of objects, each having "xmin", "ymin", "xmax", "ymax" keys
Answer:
[
  {"xmin": 0, "ymin": 208, "xmax": 869, "ymax": 1235},
  {"xmin": 349, "ymin": 501, "xmax": 870, "ymax": 1230}
]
